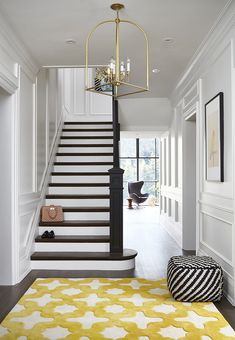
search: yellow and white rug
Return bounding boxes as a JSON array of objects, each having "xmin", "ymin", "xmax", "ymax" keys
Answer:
[{"xmin": 0, "ymin": 278, "xmax": 234, "ymax": 339}]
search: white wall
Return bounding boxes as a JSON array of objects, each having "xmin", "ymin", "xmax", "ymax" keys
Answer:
[
  {"xmin": 19, "ymin": 68, "xmax": 63, "ymax": 282},
  {"xmin": 160, "ymin": 112, "xmax": 183, "ymax": 248},
  {"xmin": 119, "ymin": 97, "xmax": 172, "ymax": 132},
  {"xmin": 62, "ymin": 68, "xmax": 112, "ymax": 120},
  {"xmin": 161, "ymin": 2, "xmax": 235, "ymax": 304},
  {"xmin": 0, "ymin": 89, "xmax": 14, "ymax": 284},
  {"xmin": 0, "ymin": 11, "xmax": 63, "ymax": 284}
]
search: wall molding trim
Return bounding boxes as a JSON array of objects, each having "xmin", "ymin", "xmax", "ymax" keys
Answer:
[
  {"xmin": 198, "ymin": 248, "xmax": 234, "ymax": 306},
  {"xmin": 159, "ymin": 213, "xmax": 182, "ymax": 248},
  {"xmin": 0, "ymin": 64, "xmax": 18, "ymax": 94},
  {"xmin": 172, "ymin": 0, "xmax": 234, "ymax": 101},
  {"xmin": 18, "ymin": 117, "xmax": 64, "ymax": 282},
  {"xmin": 0, "ymin": 11, "xmax": 39, "ymax": 78}
]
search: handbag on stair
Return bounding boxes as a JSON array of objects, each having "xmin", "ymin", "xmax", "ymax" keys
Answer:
[{"xmin": 41, "ymin": 205, "xmax": 64, "ymax": 223}]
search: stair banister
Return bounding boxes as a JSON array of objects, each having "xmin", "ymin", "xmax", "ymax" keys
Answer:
[{"xmin": 108, "ymin": 98, "xmax": 124, "ymax": 253}]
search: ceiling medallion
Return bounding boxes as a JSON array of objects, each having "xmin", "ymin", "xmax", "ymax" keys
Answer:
[{"xmin": 85, "ymin": 3, "xmax": 149, "ymax": 98}]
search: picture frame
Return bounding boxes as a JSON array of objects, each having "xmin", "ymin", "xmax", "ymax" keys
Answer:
[{"xmin": 205, "ymin": 92, "xmax": 224, "ymax": 182}]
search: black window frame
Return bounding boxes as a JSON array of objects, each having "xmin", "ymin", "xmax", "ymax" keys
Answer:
[{"xmin": 120, "ymin": 138, "xmax": 160, "ymax": 204}]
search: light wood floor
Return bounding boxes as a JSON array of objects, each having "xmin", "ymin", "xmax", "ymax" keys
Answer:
[{"xmin": 0, "ymin": 206, "xmax": 234, "ymax": 328}]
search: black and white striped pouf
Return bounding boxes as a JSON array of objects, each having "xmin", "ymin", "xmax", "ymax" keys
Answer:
[{"xmin": 167, "ymin": 256, "xmax": 223, "ymax": 302}]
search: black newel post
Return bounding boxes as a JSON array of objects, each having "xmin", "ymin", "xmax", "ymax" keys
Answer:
[{"xmin": 109, "ymin": 98, "xmax": 124, "ymax": 253}]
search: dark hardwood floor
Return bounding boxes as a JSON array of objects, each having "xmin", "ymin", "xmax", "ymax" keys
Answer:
[{"xmin": 0, "ymin": 206, "xmax": 234, "ymax": 329}]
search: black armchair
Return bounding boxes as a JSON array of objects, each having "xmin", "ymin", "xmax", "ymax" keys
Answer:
[{"xmin": 128, "ymin": 181, "xmax": 149, "ymax": 206}]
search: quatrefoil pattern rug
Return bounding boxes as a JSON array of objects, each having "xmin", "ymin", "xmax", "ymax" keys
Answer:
[{"xmin": 0, "ymin": 278, "xmax": 235, "ymax": 339}]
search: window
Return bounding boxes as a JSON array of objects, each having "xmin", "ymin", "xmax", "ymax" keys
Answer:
[{"xmin": 120, "ymin": 138, "xmax": 160, "ymax": 204}]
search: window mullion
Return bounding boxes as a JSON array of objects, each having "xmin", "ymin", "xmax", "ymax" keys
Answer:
[{"xmin": 136, "ymin": 138, "xmax": 139, "ymax": 181}]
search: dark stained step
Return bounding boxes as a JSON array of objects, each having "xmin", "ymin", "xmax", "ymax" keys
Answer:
[
  {"xmin": 54, "ymin": 162, "xmax": 113, "ymax": 166},
  {"xmin": 58, "ymin": 144, "xmax": 113, "ymax": 148},
  {"xmin": 35, "ymin": 235, "xmax": 110, "ymax": 243},
  {"xmin": 62, "ymin": 207, "xmax": 110, "ymax": 212},
  {"xmin": 48, "ymin": 183, "xmax": 109, "ymax": 187},
  {"xmin": 51, "ymin": 172, "xmax": 110, "ymax": 176},
  {"xmin": 62, "ymin": 128, "xmax": 113, "ymax": 132},
  {"xmin": 61, "ymin": 136, "xmax": 113, "ymax": 140},
  {"xmin": 31, "ymin": 249, "xmax": 138, "ymax": 261},
  {"xmin": 46, "ymin": 194, "xmax": 110, "ymax": 199},
  {"xmin": 39, "ymin": 220, "xmax": 110, "ymax": 227},
  {"xmin": 64, "ymin": 122, "xmax": 112, "ymax": 125},
  {"xmin": 56, "ymin": 153, "xmax": 113, "ymax": 156}
]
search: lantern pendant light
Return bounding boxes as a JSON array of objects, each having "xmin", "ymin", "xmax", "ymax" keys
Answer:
[{"xmin": 85, "ymin": 3, "xmax": 149, "ymax": 98}]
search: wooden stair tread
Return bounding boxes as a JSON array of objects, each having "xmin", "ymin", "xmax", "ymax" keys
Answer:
[
  {"xmin": 64, "ymin": 122, "xmax": 112, "ymax": 125},
  {"xmin": 62, "ymin": 207, "xmax": 110, "ymax": 212},
  {"xmin": 62, "ymin": 128, "xmax": 113, "ymax": 132},
  {"xmin": 56, "ymin": 152, "xmax": 113, "ymax": 156},
  {"xmin": 39, "ymin": 220, "xmax": 110, "ymax": 227},
  {"xmin": 60, "ymin": 136, "xmax": 113, "ymax": 139},
  {"xmin": 54, "ymin": 162, "xmax": 113, "ymax": 166},
  {"xmin": 46, "ymin": 194, "xmax": 110, "ymax": 199},
  {"xmin": 31, "ymin": 249, "xmax": 138, "ymax": 261},
  {"xmin": 35, "ymin": 235, "xmax": 110, "ymax": 243},
  {"xmin": 58, "ymin": 144, "xmax": 113, "ymax": 147},
  {"xmin": 51, "ymin": 172, "xmax": 110, "ymax": 176},
  {"xmin": 48, "ymin": 183, "xmax": 109, "ymax": 187}
]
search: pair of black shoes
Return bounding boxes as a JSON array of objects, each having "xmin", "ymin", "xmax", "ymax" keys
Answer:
[{"xmin": 41, "ymin": 230, "xmax": 55, "ymax": 239}]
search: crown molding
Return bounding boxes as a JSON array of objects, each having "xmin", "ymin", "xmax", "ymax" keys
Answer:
[
  {"xmin": 0, "ymin": 9, "xmax": 40, "ymax": 78},
  {"xmin": 171, "ymin": 0, "xmax": 234, "ymax": 101},
  {"xmin": 0, "ymin": 62, "xmax": 18, "ymax": 94}
]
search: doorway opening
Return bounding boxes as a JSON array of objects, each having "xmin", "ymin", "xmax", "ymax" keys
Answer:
[{"xmin": 120, "ymin": 137, "xmax": 160, "ymax": 206}]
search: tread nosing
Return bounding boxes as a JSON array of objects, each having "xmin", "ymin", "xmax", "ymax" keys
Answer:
[
  {"xmin": 56, "ymin": 153, "xmax": 113, "ymax": 156},
  {"xmin": 35, "ymin": 236, "xmax": 110, "ymax": 243},
  {"xmin": 53, "ymin": 162, "xmax": 113, "ymax": 165},
  {"xmin": 31, "ymin": 249, "xmax": 138, "ymax": 261},
  {"xmin": 46, "ymin": 194, "xmax": 110, "ymax": 199},
  {"xmin": 51, "ymin": 172, "xmax": 110, "ymax": 176},
  {"xmin": 48, "ymin": 183, "xmax": 109, "ymax": 187}
]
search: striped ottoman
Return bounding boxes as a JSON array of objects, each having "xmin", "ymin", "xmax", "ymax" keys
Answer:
[{"xmin": 167, "ymin": 256, "xmax": 223, "ymax": 302}]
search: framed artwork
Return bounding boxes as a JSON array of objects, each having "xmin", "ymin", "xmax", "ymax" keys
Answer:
[{"xmin": 205, "ymin": 92, "xmax": 224, "ymax": 182}]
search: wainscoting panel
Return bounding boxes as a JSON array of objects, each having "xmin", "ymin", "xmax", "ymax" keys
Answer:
[{"xmin": 200, "ymin": 211, "xmax": 232, "ymax": 263}]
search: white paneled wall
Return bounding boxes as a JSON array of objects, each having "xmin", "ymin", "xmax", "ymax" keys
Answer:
[
  {"xmin": 18, "ymin": 68, "xmax": 63, "ymax": 282},
  {"xmin": 36, "ymin": 69, "xmax": 47, "ymax": 190},
  {"xmin": 19, "ymin": 69, "xmax": 35, "ymax": 194},
  {"xmin": 0, "ymin": 10, "xmax": 64, "ymax": 284},
  {"xmin": 62, "ymin": 68, "xmax": 112, "ymax": 119},
  {"xmin": 160, "ymin": 115, "xmax": 183, "ymax": 248},
  {"xmin": 162, "ymin": 2, "xmax": 235, "ymax": 304}
]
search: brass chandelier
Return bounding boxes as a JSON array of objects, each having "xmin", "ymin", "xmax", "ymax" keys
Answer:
[{"xmin": 85, "ymin": 3, "xmax": 149, "ymax": 98}]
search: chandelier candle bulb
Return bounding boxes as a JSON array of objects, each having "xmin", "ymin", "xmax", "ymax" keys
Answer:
[
  {"xmin": 127, "ymin": 58, "xmax": 130, "ymax": 73},
  {"xmin": 120, "ymin": 61, "xmax": 125, "ymax": 72}
]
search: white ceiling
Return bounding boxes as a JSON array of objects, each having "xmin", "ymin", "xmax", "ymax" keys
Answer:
[{"xmin": 0, "ymin": 0, "xmax": 229, "ymax": 97}]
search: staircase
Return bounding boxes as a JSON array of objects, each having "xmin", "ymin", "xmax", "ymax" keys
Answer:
[{"xmin": 31, "ymin": 121, "xmax": 137, "ymax": 270}]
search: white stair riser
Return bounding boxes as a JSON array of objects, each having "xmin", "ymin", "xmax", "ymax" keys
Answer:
[
  {"xmin": 48, "ymin": 187, "xmax": 109, "ymax": 195},
  {"xmin": 53, "ymin": 165, "xmax": 112, "ymax": 172},
  {"xmin": 51, "ymin": 176, "xmax": 110, "ymax": 184},
  {"xmin": 46, "ymin": 199, "xmax": 110, "ymax": 207},
  {"xmin": 38, "ymin": 226, "xmax": 110, "ymax": 236},
  {"xmin": 62, "ymin": 131, "xmax": 113, "ymax": 137},
  {"xmin": 35, "ymin": 243, "xmax": 110, "ymax": 252},
  {"xmin": 56, "ymin": 156, "xmax": 113, "ymax": 162},
  {"xmin": 60, "ymin": 139, "xmax": 113, "ymax": 145},
  {"xmin": 64, "ymin": 124, "xmax": 112, "ymax": 129},
  {"xmin": 58, "ymin": 147, "xmax": 113, "ymax": 153},
  {"xmin": 63, "ymin": 212, "xmax": 109, "ymax": 221},
  {"xmin": 31, "ymin": 259, "xmax": 135, "ymax": 270}
]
